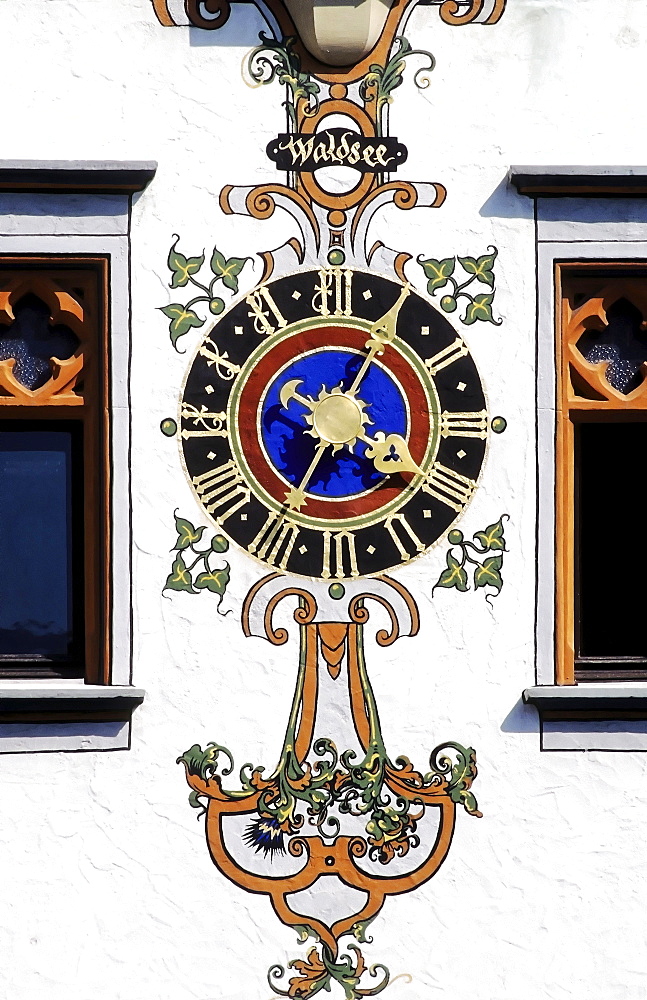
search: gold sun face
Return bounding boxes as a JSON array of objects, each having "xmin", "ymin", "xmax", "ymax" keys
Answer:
[{"xmin": 305, "ymin": 385, "xmax": 372, "ymax": 453}]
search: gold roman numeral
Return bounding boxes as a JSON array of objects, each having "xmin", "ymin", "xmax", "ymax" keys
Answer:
[
  {"xmin": 322, "ymin": 529, "xmax": 359, "ymax": 579},
  {"xmin": 312, "ymin": 268, "xmax": 353, "ymax": 318},
  {"xmin": 384, "ymin": 514, "xmax": 425, "ymax": 561},
  {"xmin": 425, "ymin": 337, "xmax": 468, "ymax": 375},
  {"xmin": 422, "ymin": 463, "xmax": 475, "ymax": 512},
  {"xmin": 180, "ymin": 403, "xmax": 227, "ymax": 439},
  {"xmin": 198, "ymin": 338, "xmax": 241, "ymax": 380},
  {"xmin": 246, "ymin": 286, "xmax": 288, "ymax": 337},
  {"xmin": 440, "ymin": 410, "xmax": 488, "ymax": 439},
  {"xmin": 192, "ymin": 459, "xmax": 250, "ymax": 522},
  {"xmin": 248, "ymin": 511, "xmax": 300, "ymax": 570}
]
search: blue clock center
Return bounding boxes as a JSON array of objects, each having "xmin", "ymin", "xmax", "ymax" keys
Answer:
[{"xmin": 261, "ymin": 349, "xmax": 407, "ymax": 499}]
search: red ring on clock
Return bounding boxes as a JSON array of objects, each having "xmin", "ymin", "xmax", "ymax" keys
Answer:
[{"xmin": 235, "ymin": 325, "xmax": 432, "ymax": 519}]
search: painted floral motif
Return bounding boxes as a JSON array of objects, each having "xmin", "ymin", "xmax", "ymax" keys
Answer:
[
  {"xmin": 163, "ymin": 512, "xmax": 231, "ymax": 611},
  {"xmin": 433, "ymin": 515, "xmax": 509, "ymax": 603},
  {"xmin": 418, "ymin": 246, "xmax": 502, "ymax": 325},
  {"xmin": 247, "ymin": 34, "xmax": 320, "ymax": 127},
  {"xmin": 158, "ymin": 236, "xmax": 251, "ymax": 351},
  {"xmin": 359, "ymin": 37, "xmax": 435, "ymax": 137}
]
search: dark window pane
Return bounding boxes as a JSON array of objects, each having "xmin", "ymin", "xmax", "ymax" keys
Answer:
[
  {"xmin": 0, "ymin": 426, "xmax": 82, "ymax": 662},
  {"xmin": 577, "ymin": 423, "xmax": 646, "ymax": 659}
]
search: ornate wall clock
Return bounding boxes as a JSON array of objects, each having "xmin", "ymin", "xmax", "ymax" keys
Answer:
[{"xmin": 181, "ymin": 266, "xmax": 487, "ymax": 579}]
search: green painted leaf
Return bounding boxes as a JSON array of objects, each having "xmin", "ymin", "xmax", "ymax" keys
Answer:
[
  {"xmin": 474, "ymin": 517, "xmax": 506, "ymax": 552},
  {"xmin": 167, "ymin": 237, "xmax": 205, "ymax": 288},
  {"xmin": 433, "ymin": 551, "xmax": 469, "ymax": 593},
  {"xmin": 458, "ymin": 249, "xmax": 497, "ymax": 286},
  {"xmin": 419, "ymin": 256, "xmax": 455, "ymax": 292},
  {"xmin": 210, "ymin": 248, "xmax": 250, "ymax": 292},
  {"xmin": 463, "ymin": 292, "xmax": 495, "ymax": 325},
  {"xmin": 173, "ymin": 513, "xmax": 206, "ymax": 551},
  {"xmin": 194, "ymin": 563, "xmax": 230, "ymax": 595},
  {"xmin": 159, "ymin": 303, "xmax": 205, "ymax": 348},
  {"xmin": 474, "ymin": 554, "xmax": 503, "ymax": 593},
  {"xmin": 164, "ymin": 553, "xmax": 195, "ymax": 593},
  {"xmin": 351, "ymin": 918, "xmax": 374, "ymax": 944},
  {"xmin": 460, "ymin": 789, "xmax": 483, "ymax": 817}
]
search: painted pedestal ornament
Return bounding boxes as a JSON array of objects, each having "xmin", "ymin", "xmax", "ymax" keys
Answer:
[{"xmin": 152, "ymin": 0, "xmax": 509, "ymax": 993}]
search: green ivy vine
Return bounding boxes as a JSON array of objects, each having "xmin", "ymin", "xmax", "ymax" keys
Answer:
[
  {"xmin": 433, "ymin": 515, "xmax": 509, "ymax": 604},
  {"xmin": 418, "ymin": 246, "xmax": 502, "ymax": 325},
  {"xmin": 163, "ymin": 512, "xmax": 231, "ymax": 613},
  {"xmin": 158, "ymin": 236, "xmax": 251, "ymax": 351}
]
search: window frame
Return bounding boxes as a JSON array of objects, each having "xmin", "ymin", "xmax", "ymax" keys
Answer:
[
  {"xmin": 555, "ymin": 262, "xmax": 647, "ymax": 685},
  {"xmin": 510, "ymin": 167, "xmax": 647, "ymax": 749},
  {"xmin": 0, "ymin": 258, "xmax": 111, "ymax": 683},
  {"xmin": 0, "ymin": 162, "xmax": 155, "ymax": 751}
]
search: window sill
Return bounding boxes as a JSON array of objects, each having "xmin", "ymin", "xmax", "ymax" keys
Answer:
[
  {"xmin": 523, "ymin": 685, "xmax": 647, "ymax": 751},
  {"xmin": 0, "ymin": 685, "xmax": 145, "ymax": 754}
]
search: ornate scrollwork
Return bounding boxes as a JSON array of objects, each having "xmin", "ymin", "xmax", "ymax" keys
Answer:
[
  {"xmin": 184, "ymin": 0, "xmax": 231, "ymax": 30},
  {"xmin": 439, "ymin": 0, "xmax": 506, "ymax": 26}
]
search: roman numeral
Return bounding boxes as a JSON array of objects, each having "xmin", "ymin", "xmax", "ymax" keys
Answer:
[
  {"xmin": 322, "ymin": 529, "xmax": 359, "ymax": 579},
  {"xmin": 192, "ymin": 459, "xmax": 250, "ymax": 522},
  {"xmin": 198, "ymin": 339, "xmax": 241, "ymax": 380},
  {"xmin": 246, "ymin": 286, "xmax": 288, "ymax": 337},
  {"xmin": 180, "ymin": 403, "xmax": 227, "ymax": 439},
  {"xmin": 248, "ymin": 511, "xmax": 300, "ymax": 570},
  {"xmin": 424, "ymin": 337, "xmax": 468, "ymax": 375},
  {"xmin": 384, "ymin": 514, "xmax": 425, "ymax": 561},
  {"xmin": 422, "ymin": 463, "xmax": 475, "ymax": 512},
  {"xmin": 440, "ymin": 410, "xmax": 488, "ymax": 439},
  {"xmin": 312, "ymin": 268, "xmax": 353, "ymax": 318}
]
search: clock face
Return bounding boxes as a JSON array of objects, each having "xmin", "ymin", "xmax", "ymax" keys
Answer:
[{"xmin": 180, "ymin": 267, "xmax": 487, "ymax": 580}]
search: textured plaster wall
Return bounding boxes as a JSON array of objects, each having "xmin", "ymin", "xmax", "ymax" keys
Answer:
[{"xmin": 0, "ymin": 1, "xmax": 646, "ymax": 998}]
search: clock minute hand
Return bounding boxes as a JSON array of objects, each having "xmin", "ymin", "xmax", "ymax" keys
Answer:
[{"xmin": 348, "ymin": 283, "xmax": 411, "ymax": 396}]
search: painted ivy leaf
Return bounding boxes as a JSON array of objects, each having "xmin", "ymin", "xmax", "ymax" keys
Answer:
[
  {"xmin": 164, "ymin": 553, "xmax": 195, "ymax": 594},
  {"xmin": 463, "ymin": 292, "xmax": 496, "ymax": 325},
  {"xmin": 433, "ymin": 551, "xmax": 469, "ymax": 593},
  {"xmin": 351, "ymin": 918, "xmax": 375, "ymax": 944},
  {"xmin": 474, "ymin": 554, "xmax": 503, "ymax": 593},
  {"xmin": 458, "ymin": 250, "xmax": 496, "ymax": 287},
  {"xmin": 210, "ymin": 248, "xmax": 250, "ymax": 293},
  {"xmin": 419, "ymin": 256, "xmax": 455, "ymax": 292},
  {"xmin": 177, "ymin": 741, "xmax": 232, "ymax": 779},
  {"xmin": 159, "ymin": 303, "xmax": 205, "ymax": 349},
  {"xmin": 460, "ymin": 789, "xmax": 483, "ymax": 818},
  {"xmin": 173, "ymin": 513, "xmax": 205, "ymax": 551},
  {"xmin": 194, "ymin": 563, "xmax": 230, "ymax": 595},
  {"xmin": 474, "ymin": 516, "xmax": 506, "ymax": 552},
  {"xmin": 294, "ymin": 924, "xmax": 319, "ymax": 944},
  {"xmin": 167, "ymin": 237, "xmax": 205, "ymax": 289}
]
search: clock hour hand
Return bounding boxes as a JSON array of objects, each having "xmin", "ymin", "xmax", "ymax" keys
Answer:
[{"xmin": 358, "ymin": 430, "xmax": 423, "ymax": 477}]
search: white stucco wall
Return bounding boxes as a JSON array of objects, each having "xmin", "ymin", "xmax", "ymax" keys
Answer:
[{"xmin": 0, "ymin": 2, "xmax": 646, "ymax": 998}]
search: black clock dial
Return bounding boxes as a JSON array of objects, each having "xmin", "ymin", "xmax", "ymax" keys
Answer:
[{"xmin": 180, "ymin": 267, "xmax": 487, "ymax": 579}]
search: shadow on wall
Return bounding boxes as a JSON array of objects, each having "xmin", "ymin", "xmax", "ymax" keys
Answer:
[
  {"xmin": 189, "ymin": 6, "xmax": 270, "ymax": 48},
  {"xmin": 480, "ymin": 176, "xmax": 533, "ymax": 221},
  {"xmin": 500, "ymin": 697, "xmax": 539, "ymax": 734}
]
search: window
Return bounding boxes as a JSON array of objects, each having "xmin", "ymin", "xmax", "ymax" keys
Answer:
[
  {"xmin": 557, "ymin": 266, "xmax": 647, "ymax": 684},
  {"xmin": 0, "ymin": 161, "xmax": 155, "ymax": 752},
  {"xmin": 510, "ymin": 167, "xmax": 647, "ymax": 749},
  {"xmin": 0, "ymin": 263, "xmax": 109, "ymax": 681}
]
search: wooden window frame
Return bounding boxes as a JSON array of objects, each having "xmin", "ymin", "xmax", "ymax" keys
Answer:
[
  {"xmin": 556, "ymin": 261, "xmax": 647, "ymax": 685},
  {"xmin": 0, "ymin": 257, "xmax": 111, "ymax": 684}
]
